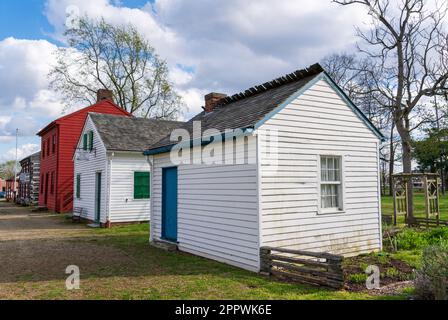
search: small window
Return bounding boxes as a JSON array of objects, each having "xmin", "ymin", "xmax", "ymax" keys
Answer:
[
  {"xmin": 134, "ymin": 172, "xmax": 150, "ymax": 199},
  {"xmin": 42, "ymin": 141, "xmax": 45, "ymax": 159},
  {"xmin": 52, "ymin": 135, "xmax": 57, "ymax": 154},
  {"xmin": 83, "ymin": 134, "xmax": 88, "ymax": 151},
  {"xmin": 320, "ymin": 156, "xmax": 343, "ymax": 211},
  {"xmin": 76, "ymin": 174, "xmax": 81, "ymax": 199}
]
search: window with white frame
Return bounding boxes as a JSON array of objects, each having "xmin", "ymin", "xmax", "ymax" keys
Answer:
[{"xmin": 320, "ymin": 156, "xmax": 343, "ymax": 211}]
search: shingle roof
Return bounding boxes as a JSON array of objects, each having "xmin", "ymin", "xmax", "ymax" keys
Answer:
[
  {"xmin": 89, "ymin": 113, "xmax": 184, "ymax": 152},
  {"xmin": 145, "ymin": 63, "xmax": 385, "ymax": 155},
  {"xmin": 147, "ymin": 64, "xmax": 325, "ymax": 151}
]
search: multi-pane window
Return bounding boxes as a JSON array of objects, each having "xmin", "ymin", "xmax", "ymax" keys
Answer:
[
  {"xmin": 320, "ymin": 156, "xmax": 342, "ymax": 211},
  {"xmin": 134, "ymin": 172, "xmax": 150, "ymax": 199}
]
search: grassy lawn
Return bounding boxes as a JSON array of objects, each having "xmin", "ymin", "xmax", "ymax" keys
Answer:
[
  {"xmin": 62, "ymin": 223, "xmax": 405, "ymax": 300},
  {"xmin": 382, "ymin": 193, "xmax": 448, "ymax": 221},
  {"xmin": 1, "ymin": 201, "xmax": 415, "ymax": 300},
  {"xmin": 1, "ymin": 218, "xmax": 408, "ymax": 300}
]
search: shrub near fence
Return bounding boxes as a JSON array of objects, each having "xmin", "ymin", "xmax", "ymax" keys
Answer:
[{"xmin": 260, "ymin": 247, "xmax": 344, "ymax": 289}]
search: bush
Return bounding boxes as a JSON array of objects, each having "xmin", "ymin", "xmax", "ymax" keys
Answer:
[
  {"xmin": 414, "ymin": 242, "xmax": 448, "ymax": 300},
  {"xmin": 395, "ymin": 227, "xmax": 448, "ymax": 251}
]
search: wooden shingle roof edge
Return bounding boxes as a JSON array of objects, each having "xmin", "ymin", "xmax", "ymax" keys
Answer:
[
  {"xmin": 144, "ymin": 63, "xmax": 385, "ymax": 156},
  {"xmin": 216, "ymin": 63, "xmax": 325, "ymax": 108}
]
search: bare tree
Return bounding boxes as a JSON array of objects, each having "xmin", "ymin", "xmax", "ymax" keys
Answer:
[
  {"xmin": 49, "ymin": 17, "xmax": 184, "ymax": 119},
  {"xmin": 323, "ymin": 53, "xmax": 396, "ymax": 195},
  {"xmin": 334, "ymin": 0, "xmax": 448, "ymax": 217}
]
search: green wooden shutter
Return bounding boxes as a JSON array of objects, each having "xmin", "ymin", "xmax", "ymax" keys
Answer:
[
  {"xmin": 76, "ymin": 174, "xmax": 81, "ymax": 199},
  {"xmin": 83, "ymin": 134, "xmax": 88, "ymax": 151},
  {"xmin": 134, "ymin": 172, "xmax": 150, "ymax": 199},
  {"xmin": 89, "ymin": 131, "xmax": 94, "ymax": 151}
]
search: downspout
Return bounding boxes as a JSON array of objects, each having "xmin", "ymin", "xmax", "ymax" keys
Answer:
[
  {"xmin": 106, "ymin": 152, "xmax": 114, "ymax": 228},
  {"xmin": 146, "ymin": 155, "xmax": 154, "ymax": 243}
]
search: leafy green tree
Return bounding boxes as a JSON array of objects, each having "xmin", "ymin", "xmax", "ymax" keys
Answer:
[
  {"xmin": 0, "ymin": 161, "xmax": 20, "ymax": 180},
  {"xmin": 414, "ymin": 129, "xmax": 448, "ymax": 192}
]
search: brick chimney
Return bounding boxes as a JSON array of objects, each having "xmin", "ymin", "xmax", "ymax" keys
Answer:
[
  {"xmin": 204, "ymin": 92, "xmax": 227, "ymax": 113},
  {"xmin": 97, "ymin": 89, "xmax": 114, "ymax": 103}
]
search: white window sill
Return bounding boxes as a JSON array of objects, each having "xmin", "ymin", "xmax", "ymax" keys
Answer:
[{"xmin": 318, "ymin": 209, "xmax": 345, "ymax": 215}]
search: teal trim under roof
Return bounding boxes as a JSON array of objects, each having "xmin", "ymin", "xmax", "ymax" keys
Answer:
[{"xmin": 143, "ymin": 127, "xmax": 255, "ymax": 156}]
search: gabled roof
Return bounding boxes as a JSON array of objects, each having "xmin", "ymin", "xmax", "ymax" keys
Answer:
[
  {"xmin": 145, "ymin": 63, "xmax": 384, "ymax": 156},
  {"xmin": 20, "ymin": 151, "xmax": 41, "ymax": 164},
  {"xmin": 37, "ymin": 100, "xmax": 131, "ymax": 136},
  {"xmin": 88, "ymin": 113, "xmax": 184, "ymax": 152}
]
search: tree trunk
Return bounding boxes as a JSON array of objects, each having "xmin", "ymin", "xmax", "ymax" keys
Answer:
[
  {"xmin": 388, "ymin": 123, "xmax": 395, "ymax": 196},
  {"xmin": 395, "ymin": 116, "xmax": 414, "ymax": 220},
  {"xmin": 401, "ymin": 137, "xmax": 414, "ymax": 221}
]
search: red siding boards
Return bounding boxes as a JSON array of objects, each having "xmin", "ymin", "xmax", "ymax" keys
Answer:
[{"xmin": 37, "ymin": 100, "xmax": 131, "ymax": 213}]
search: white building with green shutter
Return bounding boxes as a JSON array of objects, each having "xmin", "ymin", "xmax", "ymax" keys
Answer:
[{"xmin": 73, "ymin": 113, "xmax": 183, "ymax": 227}]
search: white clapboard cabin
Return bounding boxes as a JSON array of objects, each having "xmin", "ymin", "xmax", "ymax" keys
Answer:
[
  {"xmin": 74, "ymin": 113, "xmax": 184, "ymax": 227},
  {"xmin": 144, "ymin": 64, "xmax": 385, "ymax": 272}
]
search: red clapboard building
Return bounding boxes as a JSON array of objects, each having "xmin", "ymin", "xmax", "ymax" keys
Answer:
[{"xmin": 37, "ymin": 90, "xmax": 131, "ymax": 213}]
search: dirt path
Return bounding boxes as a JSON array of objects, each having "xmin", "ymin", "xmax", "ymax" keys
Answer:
[
  {"xmin": 0, "ymin": 201, "xmax": 90, "ymax": 241},
  {"xmin": 0, "ymin": 200, "xmax": 135, "ymax": 299}
]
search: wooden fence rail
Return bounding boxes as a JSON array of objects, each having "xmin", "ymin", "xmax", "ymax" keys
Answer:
[
  {"xmin": 409, "ymin": 217, "xmax": 448, "ymax": 228},
  {"xmin": 260, "ymin": 247, "xmax": 344, "ymax": 289}
]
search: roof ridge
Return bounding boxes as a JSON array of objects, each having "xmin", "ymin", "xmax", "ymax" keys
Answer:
[
  {"xmin": 216, "ymin": 63, "xmax": 324, "ymax": 108},
  {"xmin": 90, "ymin": 112, "xmax": 184, "ymax": 124}
]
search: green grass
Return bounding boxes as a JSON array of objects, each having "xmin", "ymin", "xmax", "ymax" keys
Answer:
[
  {"xmin": 89, "ymin": 224, "xmax": 358, "ymax": 299},
  {"xmin": 60, "ymin": 223, "xmax": 401, "ymax": 300},
  {"xmin": 381, "ymin": 193, "xmax": 448, "ymax": 221}
]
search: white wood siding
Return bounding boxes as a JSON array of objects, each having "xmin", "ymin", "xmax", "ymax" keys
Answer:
[
  {"xmin": 73, "ymin": 118, "xmax": 108, "ymax": 223},
  {"xmin": 109, "ymin": 153, "xmax": 151, "ymax": 223},
  {"xmin": 258, "ymin": 79, "xmax": 382, "ymax": 257},
  {"xmin": 151, "ymin": 136, "xmax": 260, "ymax": 271}
]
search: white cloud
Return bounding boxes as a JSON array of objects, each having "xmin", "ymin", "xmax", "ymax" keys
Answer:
[
  {"xmin": 0, "ymin": 37, "xmax": 66, "ymax": 142},
  {"xmin": 43, "ymin": 0, "xmax": 368, "ymax": 101},
  {"xmin": 1, "ymin": 0, "xmax": 372, "ymax": 160},
  {"xmin": 0, "ymin": 143, "xmax": 40, "ymax": 163}
]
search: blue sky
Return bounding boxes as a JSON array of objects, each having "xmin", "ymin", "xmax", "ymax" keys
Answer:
[
  {"xmin": 0, "ymin": 0, "xmax": 365, "ymax": 162},
  {"xmin": 0, "ymin": 0, "xmax": 150, "ymax": 42}
]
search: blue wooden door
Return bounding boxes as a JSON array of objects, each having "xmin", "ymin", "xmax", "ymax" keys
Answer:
[{"xmin": 162, "ymin": 167, "xmax": 178, "ymax": 242}]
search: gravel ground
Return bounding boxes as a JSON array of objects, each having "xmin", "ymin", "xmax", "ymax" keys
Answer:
[{"xmin": 0, "ymin": 200, "xmax": 134, "ymax": 298}]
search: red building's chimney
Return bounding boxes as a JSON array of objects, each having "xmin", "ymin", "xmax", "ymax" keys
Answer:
[
  {"xmin": 204, "ymin": 93, "xmax": 227, "ymax": 113},
  {"xmin": 97, "ymin": 89, "xmax": 114, "ymax": 103}
]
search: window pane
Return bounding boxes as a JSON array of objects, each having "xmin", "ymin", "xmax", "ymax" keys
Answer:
[
  {"xmin": 321, "ymin": 184, "xmax": 340, "ymax": 209},
  {"xmin": 321, "ymin": 156, "xmax": 341, "ymax": 182}
]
